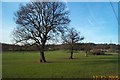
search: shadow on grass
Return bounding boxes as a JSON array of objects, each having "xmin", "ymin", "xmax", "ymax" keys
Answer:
[
  {"xmin": 34, "ymin": 58, "xmax": 81, "ymax": 64},
  {"xmin": 34, "ymin": 61, "xmax": 54, "ymax": 64},
  {"xmin": 81, "ymin": 59, "xmax": 118, "ymax": 65}
]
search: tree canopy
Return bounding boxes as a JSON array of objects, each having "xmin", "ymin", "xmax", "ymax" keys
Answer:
[
  {"xmin": 13, "ymin": 2, "xmax": 70, "ymax": 62},
  {"xmin": 62, "ymin": 28, "xmax": 84, "ymax": 59}
]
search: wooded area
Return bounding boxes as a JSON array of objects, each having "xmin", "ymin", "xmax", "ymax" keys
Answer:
[{"xmin": 1, "ymin": 43, "xmax": 119, "ymax": 53}]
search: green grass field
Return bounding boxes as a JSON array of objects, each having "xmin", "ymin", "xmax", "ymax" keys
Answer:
[{"xmin": 2, "ymin": 51, "xmax": 119, "ymax": 78}]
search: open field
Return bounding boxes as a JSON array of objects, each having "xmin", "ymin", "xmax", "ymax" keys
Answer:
[{"xmin": 2, "ymin": 51, "xmax": 119, "ymax": 78}]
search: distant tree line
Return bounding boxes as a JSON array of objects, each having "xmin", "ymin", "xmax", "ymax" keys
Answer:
[{"xmin": 1, "ymin": 43, "xmax": 120, "ymax": 53}]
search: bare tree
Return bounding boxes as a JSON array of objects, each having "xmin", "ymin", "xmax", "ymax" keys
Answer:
[
  {"xmin": 62, "ymin": 28, "xmax": 84, "ymax": 59},
  {"xmin": 13, "ymin": 2, "xmax": 70, "ymax": 62}
]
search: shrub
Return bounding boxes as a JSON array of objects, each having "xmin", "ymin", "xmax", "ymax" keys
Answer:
[{"xmin": 89, "ymin": 49, "xmax": 105, "ymax": 55}]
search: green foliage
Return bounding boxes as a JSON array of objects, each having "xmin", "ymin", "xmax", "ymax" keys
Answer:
[{"xmin": 2, "ymin": 51, "xmax": 118, "ymax": 78}]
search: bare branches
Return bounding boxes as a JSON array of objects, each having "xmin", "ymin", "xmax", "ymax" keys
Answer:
[
  {"xmin": 13, "ymin": 2, "xmax": 70, "ymax": 47},
  {"xmin": 62, "ymin": 27, "xmax": 84, "ymax": 50},
  {"xmin": 62, "ymin": 27, "xmax": 84, "ymax": 59}
]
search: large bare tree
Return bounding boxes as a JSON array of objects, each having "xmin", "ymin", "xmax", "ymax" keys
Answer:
[
  {"xmin": 13, "ymin": 2, "xmax": 70, "ymax": 62},
  {"xmin": 62, "ymin": 28, "xmax": 84, "ymax": 59}
]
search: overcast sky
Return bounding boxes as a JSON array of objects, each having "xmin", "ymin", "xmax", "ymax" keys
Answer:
[{"xmin": 1, "ymin": 2, "xmax": 118, "ymax": 44}]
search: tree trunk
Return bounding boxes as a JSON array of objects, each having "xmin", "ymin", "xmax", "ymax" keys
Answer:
[
  {"xmin": 69, "ymin": 49, "xmax": 73, "ymax": 59},
  {"xmin": 40, "ymin": 50, "xmax": 47, "ymax": 62},
  {"xmin": 85, "ymin": 51, "xmax": 88, "ymax": 57},
  {"xmin": 39, "ymin": 40, "xmax": 47, "ymax": 63}
]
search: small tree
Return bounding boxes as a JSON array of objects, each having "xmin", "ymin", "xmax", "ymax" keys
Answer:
[
  {"xmin": 82, "ymin": 43, "xmax": 95, "ymax": 57},
  {"xmin": 62, "ymin": 28, "xmax": 84, "ymax": 59},
  {"xmin": 13, "ymin": 2, "xmax": 70, "ymax": 62}
]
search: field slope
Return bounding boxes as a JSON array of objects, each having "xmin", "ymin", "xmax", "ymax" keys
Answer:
[{"xmin": 2, "ymin": 51, "xmax": 118, "ymax": 78}]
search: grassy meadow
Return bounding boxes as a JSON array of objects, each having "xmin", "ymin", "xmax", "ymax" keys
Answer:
[{"xmin": 2, "ymin": 51, "xmax": 119, "ymax": 78}]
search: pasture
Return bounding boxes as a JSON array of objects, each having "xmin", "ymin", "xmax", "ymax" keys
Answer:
[{"xmin": 2, "ymin": 51, "xmax": 119, "ymax": 78}]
